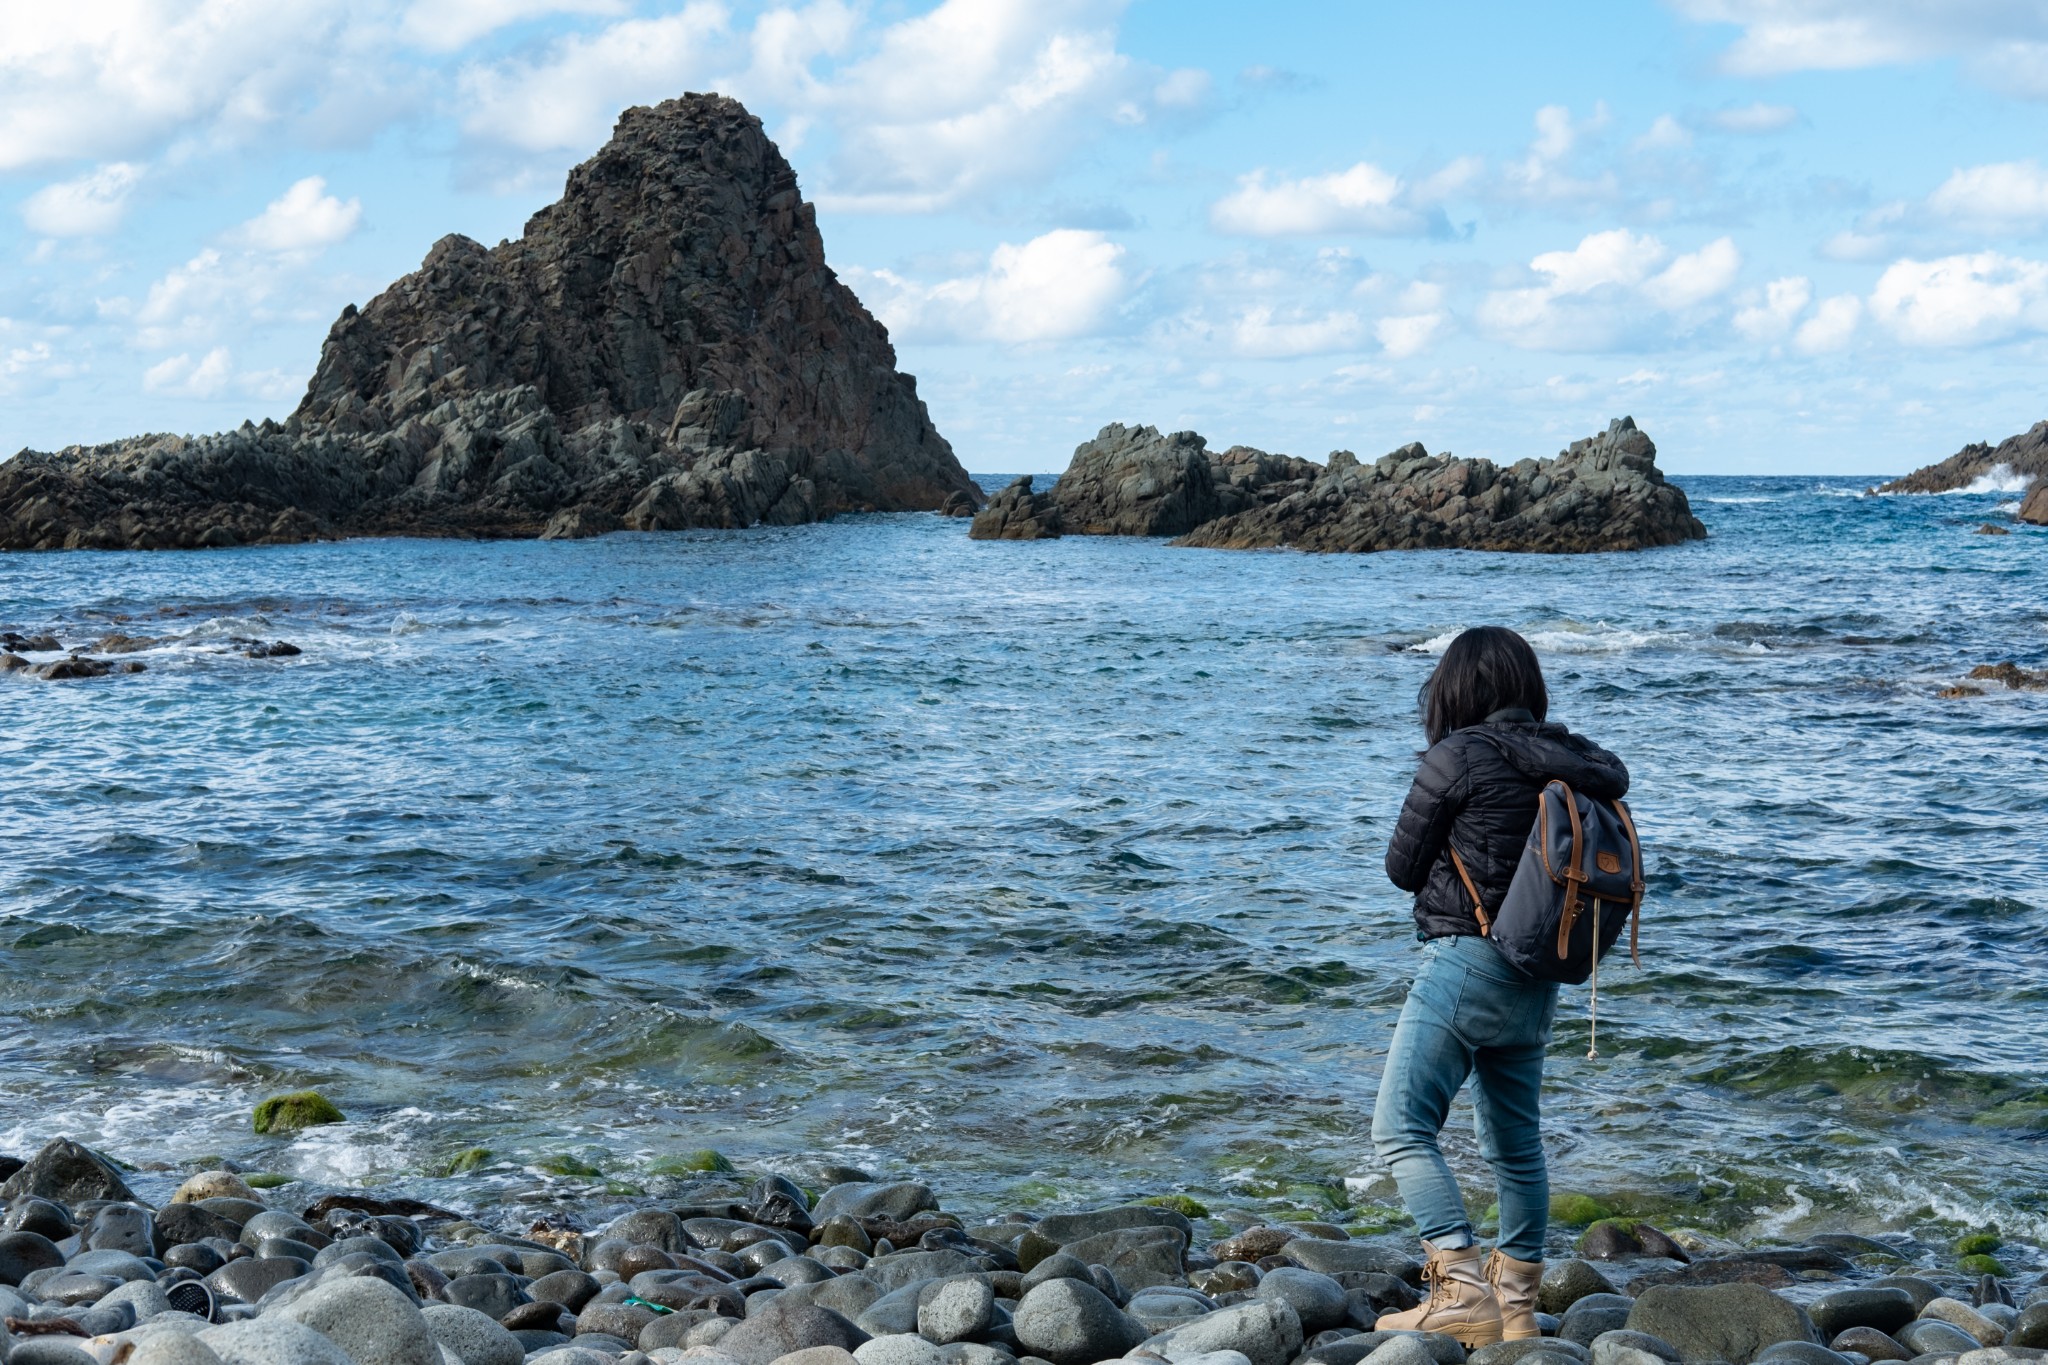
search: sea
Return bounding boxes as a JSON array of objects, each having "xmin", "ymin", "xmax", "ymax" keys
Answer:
[{"xmin": 1, "ymin": 474, "xmax": 2043, "ymax": 1256}]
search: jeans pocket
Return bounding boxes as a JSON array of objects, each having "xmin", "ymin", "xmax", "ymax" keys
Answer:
[{"xmin": 1453, "ymin": 971, "xmax": 1553, "ymax": 1049}]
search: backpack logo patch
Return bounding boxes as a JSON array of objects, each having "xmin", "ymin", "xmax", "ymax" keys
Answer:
[{"xmin": 1596, "ymin": 851, "xmax": 1622, "ymax": 874}]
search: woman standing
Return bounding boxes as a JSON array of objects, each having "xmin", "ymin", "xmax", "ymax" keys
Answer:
[{"xmin": 1371, "ymin": 627, "xmax": 1630, "ymax": 1347}]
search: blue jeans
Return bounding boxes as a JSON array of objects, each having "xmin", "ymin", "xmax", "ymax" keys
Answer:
[{"xmin": 1370, "ymin": 934, "xmax": 1559, "ymax": 1261}]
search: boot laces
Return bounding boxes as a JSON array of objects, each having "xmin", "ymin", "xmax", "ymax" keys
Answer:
[{"xmin": 1421, "ymin": 1258, "xmax": 1453, "ymax": 1310}]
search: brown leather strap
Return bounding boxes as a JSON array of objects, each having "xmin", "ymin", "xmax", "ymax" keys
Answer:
[
  {"xmin": 1611, "ymin": 798, "xmax": 1646, "ymax": 968},
  {"xmin": 1448, "ymin": 846, "xmax": 1491, "ymax": 935},
  {"xmin": 1554, "ymin": 781, "xmax": 1585, "ymax": 959}
]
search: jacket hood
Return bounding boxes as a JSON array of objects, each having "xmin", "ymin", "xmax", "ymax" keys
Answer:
[{"xmin": 1469, "ymin": 720, "xmax": 1630, "ymax": 800}]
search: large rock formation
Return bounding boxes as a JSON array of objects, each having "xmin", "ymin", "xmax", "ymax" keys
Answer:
[
  {"xmin": 972, "ymin": 417, "xmax": 1704, "ymax": 553},
  {"xmin": 0, "ymin": 94, "xmax": 978, "ymax": 551},
  {"xmin": 1877, "ymin": 421, "xmax": 2048, "ymax": 495},
  {"xmin": 2022, "ymin": 482, "xmax": 2048, "ymax": 525}
]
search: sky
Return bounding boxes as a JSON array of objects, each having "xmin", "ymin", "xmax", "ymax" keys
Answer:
[{"xmin": 5, "ymin": 2, "xmax": 2048, "ymax": 475}]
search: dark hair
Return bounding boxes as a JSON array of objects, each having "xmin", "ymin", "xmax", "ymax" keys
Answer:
[{"xmin": 1420, "ymin": 626, "xmax": 1549, "ymax": 747}]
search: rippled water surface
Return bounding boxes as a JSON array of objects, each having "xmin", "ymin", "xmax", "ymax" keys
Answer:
[{"xmin": 2, "ymin": 476, "xmax": 2044, "ymax": 1252}]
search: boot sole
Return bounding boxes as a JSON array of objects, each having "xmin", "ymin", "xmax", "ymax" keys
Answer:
[{"xmin": 1445, "ymin": 1325, "xmax": 1505, "ymax": 1349}]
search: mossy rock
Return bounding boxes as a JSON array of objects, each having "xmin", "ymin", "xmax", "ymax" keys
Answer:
[
  {"xmin": 441, "ymin": 1148, "xmax": 492, "ymax": 1176},
  {"xmin": 1955, "ymin": 1230, "xmax": 2002, "ymax": 1256},
  {"xmin": 1578, "ymin": 1216, "xmax": 1642, "ymax": 1250},
  {"xmin": 1136, "ymin": 1194, "xmax": 1210, "ymax": 1218},
  {"xmin": 536, "ymin": 1153, "xmax": 604, "ymax": 1178},
  {"xmin": 243, "ymin": 1172, "xmax": 296, "ymax": 1189},
  {"xmin": 1550, "ymin": 1193, "xmax": 1614, "ymax": 1226},
  {"xmin": 646, "ymin": 1149, "xmax": 734, "ymax": 1176},
  {"xmin": 605, "ymin": 1180, "xmax": 648, "ymax": 1197},
  {"xmin": 1960, "ymin": 1252, "xmax": 2008, "ymax": 1276},
  {"xmin": 252, "ymin": 1090, "xmax": 345, "ymax": 1135}
]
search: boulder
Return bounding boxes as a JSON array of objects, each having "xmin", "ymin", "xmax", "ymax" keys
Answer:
[
  {"xmin": 917, "ymin": 1277, "xmax": 995, "ymax": 1344},
  {"xmin": 1541, "ymin": 1263, "xmax": 1621, "ymax": 1317},
  {"xmin": 812, "ymin": 1185, "xmax": 940, "ymax": 1225},
  {"xmin": 1054, "ymin": 1225, "xmax": 1186, "ymax": 1290},
  {"xmin": 853, "ymin": 1335, "xmax": 948, "ymax": 1365},
  {"xmin": 422, "ymin": 1306, "xmax": 523, "ymax": 1365},
  {"xmin": 1011, "ymin": 1277, "xmax": 1147, "ymax": 1365},
  {"xmin": 1042, "ymin": 425, "xmax": 1221, "ymax": 536},
  {"xmin": 0, "ymin": 1230, "xmax": 66, "ymax": 1285},
  {"xmin": 1625, "ymin": 1284, "xmax": 1819, "ymax": 1365},
  {"xmin": 1033, "ymin": 1207, "xmax": 1193, "ymax": 1246},
  {"xmin": 1924, "ymin": 1298, "xmax": 2008, "ymax": 1346},
  {"xmin": 273, "ymin": 1276, "xmax": 440, "ymax": 1365},
  {"xmin": 967, "ymin": 478, "xmax": 1062, "ymax": 541},
  {"xmin": 1135, "ymin": 1298, "xmax": 1304, "ymax": 1365},
  {"xmin": 715, "ymin": 1294, "xmax": 871, "ymax": 1365},
  {"xmin": 125, "ymin": 1334, "xmax": 230, "ymax": 1365},
  {"xmin": 2021, "ymin": 480, "xmax": 2048, "ymax": 525},
  {"xmin": 0, "ymin": 95, "xmax": 978, "ymax": 553},
  {"xmin": 1561, "ymin": 1296, "xmax": 1637, "ymax": 1347},
  {"xmin": 1284, "ymin": 1241, "xmax": 1422, "ymax": 1284},
  {"xmin": 1252, "ymin": 1268, "xmax": 1349, "ymax": 1334},
  {"xmin": 1807, "ymin": 1290, "xmax": 1917, "ymax": 1338},
  {"xmin": 0, "ymin": 1138, "xmax": 135, "ymax": 1204},
  {"xmin": 200, "ymin": 1319, "xmax": 358, "ymax": 1365},
  {"xmin": 1590, "ymin": 1331, "xmax": 1681, "ymax": 1365},
  {"xmin": 1895, "ymin": 1319, "xmax": 1986, "ymax": 1355},
  {"xmin": 1826, "ymin": 1328, "xmax": 1909, "ymax": 1361}
]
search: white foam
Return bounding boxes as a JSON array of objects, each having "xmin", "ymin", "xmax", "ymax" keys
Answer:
[
  {"xmin": 1703, "ymin": 496, "xmax": 1775, "ymax": 504},
  {"xmin": 1958, "ymin": 463, "xmax": 2035, "ymax": 494},
  {"xmin": 1408, "ymin": 622, "xmax": 1673, "ymax": 656}
]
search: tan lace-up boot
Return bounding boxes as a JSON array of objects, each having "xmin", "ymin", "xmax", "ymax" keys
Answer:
[
  {"xmin": 1486, "ymin": 1250, "xmax": 1544, "ymax": 1340},
  {"xmin": 1374, "ymin": 1241, "xmax": 1504, "ymax": 1348}
]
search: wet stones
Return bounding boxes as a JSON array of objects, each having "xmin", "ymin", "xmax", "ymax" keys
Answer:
[
  {"xmin": 1807, "ymin": 1288, "xmax": 1918, "ymax": 1337},
  {"xmin": 1012, "ymin": 1277, "xmax": 1147, "ymax": 1365},
  {"xmin": 1, "ymin": 1140, "xmax": 136, "ymax": 1206},
  {"xmin": 1542, "ymin": 1262, "xmax": 1622, "ymax": 1315},
  {"xmin": 1625, "ymin": 1283, "xmax": 1821, "ymax": 1365}
]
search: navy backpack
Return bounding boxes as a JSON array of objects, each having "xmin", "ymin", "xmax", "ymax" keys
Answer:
[{"xmin": 1450, "ymin": 779, "xmax": 1645, "ymax": 1055}]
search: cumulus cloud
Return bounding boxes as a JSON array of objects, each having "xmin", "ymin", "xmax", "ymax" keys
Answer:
[
  {"xmin": 1210, "ymin": 161, "xmax": 1448, "ymax": 237},
  {"xmin": 1499, "ymin": 103, "xmax": 1619, "ymax": 206},
  {"xmin": 1794, "ymin": 293, "xmax": 1862, "ymax": 352},
  {"xmin": 1376, "ymin": 283, "xmax": 1448, "ymax": 359},
  {"xmin": 0, "ymin": 1, "xmax": 405, "ymax": 172},
  {"xmin": 402, "ymin": 0, "xmax": 628, "ymax": 51},
  {"xmin": 238, "ymin": 177, "xmax": 363, "ymax": 253},
  {"xmin": 1228, "ymin": 306, "xmax": 1364, "ymax": 358},
  {"xmin": 848, "ymin": 229, "xmax": 1128, "ymax": 343},
  {"xmin": 456, "ymin": 2, "xmax": 729, "ymax": 155},
  {"xmin": 1477, "ymin": 229, "xmax": 1743, "ymax": 350},
  {"xmin": 1706, "ymin": 101, "xmax": 1801, "ymax": 133},
  {"xmin": 1868, "ymin": 251, "xmax": 2048, "ymax": 345},
  {"xmin": 1733, "ymin": 276, "xmax": 1814, "ymax": 340},
  {"xmin": 1671, "ymin": 0, "xmax": 2048, "ymax": 95},
  {"xmin": 21, "ymin": 162, "xmax": 144, "ymax": 236},
  {"xmin": 1925, "ymin": 160, "xmax": 2048, "ymax": 231},
  {"xmin": 144, "ymin": 346, "xmax": 235, "ymax": 397}
]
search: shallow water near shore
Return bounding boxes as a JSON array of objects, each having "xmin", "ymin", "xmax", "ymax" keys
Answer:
[{"xmin": 1, "ymin": 475, "xmax": 2044, "ymax": 1259}]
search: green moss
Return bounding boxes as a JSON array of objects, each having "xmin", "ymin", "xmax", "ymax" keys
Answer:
[
  {"xmin": 1342, "ymin": 1204, "xmax": 1414, "ymax": 1235},
  {"xmin": 1956, "ymin": 1230, "xmax": 2002, "ymax": 1256},
  {"xmin": 243, "ymin": 1172, "xmax": 295, "ymax": 1189},
  {"xmin": 188, "ymin": 1155, "xmax": 226, "ymax": 1171},
  {"xmin": 1960, "ymin": 1253, "xmax": 2008, "ymax": 1276},
  {"xmin": 252, "ymin": 1090, "xmax": 344, "ymax": 1135},
  {"xmin": 441, "ymin": 1148, "xmax": 492, "ymax": 1176},
  {"xmin": 536, "ymin": 1153, "xmax": 603, "ymax": 1177},
  {"xmin": 1971, "ymin": 1098, "xmax": 2048, "ymax": 1130},
  {"xmin": 1005, "ymin": 1179, "xmax": 1063, "ymax": 1207},
  {"xmin": 646, "ymin": 1149, "xmax": 735, "ymax": 1176},
  {"xmin": 605, "ymin": 1180, "xmax": 647, "ymax": 1197},
  {"xmin": 1550, "ymin": 1193, "xmax": 1614, "ymax": 1226},
  {"xmin": 1578, "ymin": 1217, "xmax": 1643, "ymax": 1250},
  {"xmin": 1135, "ymin": 1195, "xmax": 1210, "ymax": 1218}
]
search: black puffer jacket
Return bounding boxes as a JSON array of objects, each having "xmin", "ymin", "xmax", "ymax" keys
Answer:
[{"xmin": 1385, "ymin": 709, "xmax": 1630, "ymax": 940}]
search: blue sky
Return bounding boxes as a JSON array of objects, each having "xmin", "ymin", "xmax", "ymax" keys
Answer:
[{"xmin": 6, "ymin": 1, "xmax": 2048, "ymax": 475}]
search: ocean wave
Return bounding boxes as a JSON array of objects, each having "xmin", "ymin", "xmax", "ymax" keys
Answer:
[
  {"xmin": 1959, "ymin": 464, "xmax": 2036, "ymax": 495},
  {"xmin": 1409, "ymin": 622, "xmax": 1676, "ymax": 656}
]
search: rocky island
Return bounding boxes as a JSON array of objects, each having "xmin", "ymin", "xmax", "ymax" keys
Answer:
[
  {"xmin": 1878, "ymin": 422, "xmax": 2048, "ymax": 524},
  {"xmin": 0, "ymin": 95, "xmax": 979, "ymax": 552},
  {"xmin": 970, "ymin": 419, "xmax": 1705, "ymax": 553}
]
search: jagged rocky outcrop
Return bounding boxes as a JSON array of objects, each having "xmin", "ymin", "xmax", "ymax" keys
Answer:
[
  {"xmin": 0, "ymin": 94, "xmax": 978, "ymax": 551},
  {"xmin": 972, "ymin": 417, "xmax": 1704, "ymax": 553},
  {"xmin": 1878, "ymin": 421, "xmax": 2048, "ymax": 496},
  {"xmin": 2022, "ymin": 482, "xmax": 2048, "ymax": 525}
]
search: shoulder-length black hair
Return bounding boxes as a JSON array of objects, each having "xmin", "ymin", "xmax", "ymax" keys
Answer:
[{"xmin": 1420, "ymin": 626, "xmax": 1548, "ymax": 747}]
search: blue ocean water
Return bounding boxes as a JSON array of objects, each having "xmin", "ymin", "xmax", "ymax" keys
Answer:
[{"xmin": 1, "ymin": 475, "xmax": 2043, "ymax": 1252}]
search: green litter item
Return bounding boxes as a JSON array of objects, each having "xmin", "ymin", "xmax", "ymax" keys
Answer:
[{"xmin": 621, "ymin": 1298, "xmax": 674, "ymax": 1315}]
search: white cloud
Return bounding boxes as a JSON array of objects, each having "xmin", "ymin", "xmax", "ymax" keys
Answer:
[
  {"xmin": 1671, "ymin": 1, "xmax": 2048, "ymax": 95},
  {"xmin": 1733, "ymin": 276, "xmax": 1814, "ymax": 340},
  {"xmin": 1499, "ymin": 103, "xmax": 1618, "ymax": 206},
  {"xmin": 849, "ymin": 229, "xmax": 1127, "ymax": 344},
  {"xmin": 1376, "ymin": 311, "xmax": 1444, "ymax": 358},
  {"xmin": 1635, "ymin": 115, "xmax": 1692, "ymax": 150},
  {"xmin": 1868, "ymin": 251, "xmax": 2048, "ymax": 346},
  {"xmin": 1477, "ymin": 229, "xmax": 1743, "ymax": 350},
  {"xmin": 0, "ymin": 1, "xmax": 403, "ymax": 172},
  {"xmin": 144, "ymin": 346, "xmax": 235, "ymax": 397},
  {"xmin": 1229, "ymin": 306, "xmax": 1363, "ymax": 358},
  {"xmin": 1794, "ymin": 293, "xmax": 1861, "ymax": 352},
  {"xmin": 1706, "ymin": 101, "xmax": 1800, "ymax": 133},
  {"xmin": 402, "ymin": 0, "xmax": 628, "ymax": 51},
  {"xmin": 238, "ymin": 176, "xmax": 363, "ymax": 253},
  {"xmin": 456, "ymin": 3, "xmax": 731, "ymax": 155},
  {"xmin": 21, "ymin": 162, "xmax": 145, "ymax": 236},
  {"xmin": 1642, "ymin": 237, "xmax": 1743, "ymax": 309},
  {"xmin": 1210, "ymin": 161, "xmax": 1437, "ymax": 236},
  {"xmin": 1926, "ymin": 160, "xmax": 2048, "ymax": 231}
]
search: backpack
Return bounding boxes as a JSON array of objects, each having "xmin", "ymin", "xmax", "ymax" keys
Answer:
[{"xmin": 1449, "ymin": 779, "xmax": 1644, "ymax": 1057}]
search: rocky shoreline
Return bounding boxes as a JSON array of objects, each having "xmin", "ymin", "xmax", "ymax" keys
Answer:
[
  {"xmin": 1, "ymin": 1131, "xmax": 2039, "ymax": 1365},
  {"xmin": 1877, "ymin": 423, "xmax": 2048, "ymax": 526},
  {"xmin": 969, "ymin": 420, "xmax": 1704, "ymax": 554},
  {"xmin": 0, "ymin": 95, "xmax": 980, "ymax": 553}
]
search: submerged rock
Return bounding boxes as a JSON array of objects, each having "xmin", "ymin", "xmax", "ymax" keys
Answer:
[
  {"xmin": 981, "ymin": 417, "xmax": 1703, "ymax": 555},
  {"xmin": 0, "ymin": 94, "xmax": 977, "ymax": 552}
]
